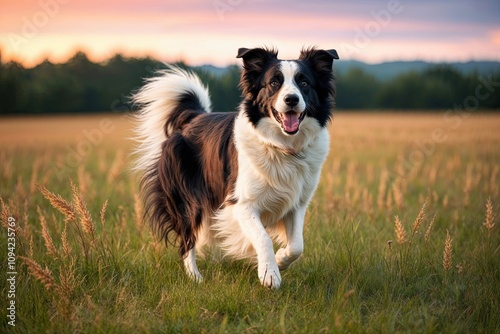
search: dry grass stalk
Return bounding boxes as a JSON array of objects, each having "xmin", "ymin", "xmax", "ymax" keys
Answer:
[
  {"xmin": 442, "ymin": 194, "xmax": 449, "ymax": 209},
  {"xmin": 2, "ymin": 157, "xmax": 12, "ymax": 180},
  {"xmin": 418, "ymin": 193, "xmax": 425, "ymax": 205},
  {"xmin": 483, "ymin": 197, "xmax": 495, "ymax": 232},
  {"xmin": 120, "ymin": 207, "xmax": 129, "ymax": 229},
  {"xmin": 155, "ymin": 290, "xmax": 168, "ymax": 313},
  {"xmin": 29, "ymin": 235, "xmax": 34, "ymax": 258},
  {"xmin": 412, "ymin": 197, "xmax": 428, "ymax": 235},
  {"xmin": 41, "ymin": 168, "xmax": 52, "ymax": 186},
  {"xmin": 443, "ymin": 230, "xmax": 453, "ymax": 272},
  {"xmin": 107, "ymin": 149, "xmax": 125, "ymax": 184},
  {"xmin": 19, "ymin": 256, "xmax": 57, "ymax": 291},
  {"xmin": 100, "ymin": 199, "xmax": 108, "ymax": 227},
  {"xmin": 0, "ymin": 196, "xmax": 10, "ymax": 229},
  {"xmin": 37, "ymin": 206, "xmax": 59, "ymax": 257},
  {"xmin": 133, "ymin": 193, "xmax": 143, "ymax": 229},
  {"xmin": 15, "ymin": 176, "xmax": 25, "ymax": 199},
  {"xmin": 20, "ymin": 257, "xmax": 75, "ymax": 320},
  {"xmin": 98, "ymin": 149, "xmax": 108, "ymax": 174},
  {"xmin": 61, "ymin": 221, "xmax": 71, "ymax": 258},
  {"xmin": 37, "ymin": 183, "xmax": 76, "ymax": 222},
  {"xmin": 473, "ymin": 164, "xmax": 482, "ymax": 188},
  {"xmin": 394, "ymin": 215, "xmax": 407, "ymax": 244},
  {"xmin": 463, "ymin": 192, "xmax": 470, "ymax": 208},
  {"xmin": 428, "ymin": 165, "xmax": 438, "ymax": 185},
  {"xmin": 463, "ymin": 164, "xmax": 473, "ymax": 207},
  {"xmin": 71, "ymin": 181, "xmax": 95, "ymax": 239},
  {"xmin": 366, "ymin": 164, "xmax": 375, "ymax": 185},
  {"xmin": 352, "ymin": 186, "xmax": 361, "ymax": 206},
  {"xmin": 425, "ymin": 213, "xmax": 436, "ymax": 242},
  {"xmin": 345, "ymin": 162, "xmax": 356, "ymax": 192},
  {"xmin": 77, "ymin": 165, "xmax": 91, "ymax": 196},
  {"xmin": 490, "ymin": 165, "xmax": 498, "ymax": 195},
  {"xmin": 377, "ymin": 168, "xmax": 389, "ymax": 210},
  {"xmin": 385, "ymin": 189, "xmax": 393, "ymax": 211},
  {"xmin": 432, "ymin": 191, "xmax": 439, "ymax": 204},
  {"xmin": 392, "ymin": 181, "xmax": 404, "ymax": 209},
  {"xmin": 326, "ymin": 173, "xmax": 334, "ymax": 192},
  {"xmin": 59, "ymin": 259, "xmax": 77, "ymax": 300},
  {"xmin": 29, "ymin": 158, "xmax": 41, "ymax": 194},
  {"xmin": 362, "ymin": 189, "xmax": 373, "ymax": 213}
]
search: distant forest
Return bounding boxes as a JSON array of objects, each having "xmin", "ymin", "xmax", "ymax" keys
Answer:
[{"xmin": 1, "ymin": 51, "xmax": 499, "ymax": 114}]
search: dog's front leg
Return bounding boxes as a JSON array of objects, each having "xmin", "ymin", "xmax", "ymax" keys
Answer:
[
  {"xmin": 234, "ymin": 203, "xmax": 282, "ymax": 289},
  {"xmin": 275, "ymin": 206, "xmax": 306, "ymax": 270}
]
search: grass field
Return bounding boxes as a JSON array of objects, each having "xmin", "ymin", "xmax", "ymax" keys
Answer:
[{"xmin": 1, "ymin": 112, "xmax": 499, "ymax": 333}]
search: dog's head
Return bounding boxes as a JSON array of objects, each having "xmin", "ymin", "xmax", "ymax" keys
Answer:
[{"xmin": 237, "ymin": 47, "xmax": 338, "ymax": 136}]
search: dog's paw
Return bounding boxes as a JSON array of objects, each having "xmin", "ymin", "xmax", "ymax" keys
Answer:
[
  {"xmin": 258, "ymin": 263, "xmax": 281, "ymax": 289},
  {"xmin": 275, "ymin": 248, "xmax": 290, "ymax": 270},
  {"xmin": 275, "ymin": 247, "xmax": 302, "ymax": 270},
  {"xmin": 188, "ymin": 270, "xmax": 203, "ymax": 283},
  {"xmin": 184, "ymin": 256, "xmax": 203, "ymax": 283}
]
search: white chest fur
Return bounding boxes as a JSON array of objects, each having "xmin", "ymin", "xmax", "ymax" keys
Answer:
[{"xmin": 233, "ymin": 113, "xmax": 329, "ymax": 226}]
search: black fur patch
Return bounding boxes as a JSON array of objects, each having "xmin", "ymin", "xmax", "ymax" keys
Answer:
[{"xmin": 141, "ymin": 106, "xmax": 238, "ymax": 257}]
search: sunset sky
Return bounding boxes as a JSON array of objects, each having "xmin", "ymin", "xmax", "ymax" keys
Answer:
[{"xmin": 1, "ymin": 0, "xmax": 499, "ymax": 67}]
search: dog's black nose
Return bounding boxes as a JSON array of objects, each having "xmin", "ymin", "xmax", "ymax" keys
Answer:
[{"xmin": 284, "ymin": 94, "xmax": 299, "ymax": 107}]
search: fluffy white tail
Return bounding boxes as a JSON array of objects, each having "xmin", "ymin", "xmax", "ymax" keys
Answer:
[{"xmin": 132, "ymin": 66, "xmax": 212, "ymax": 172}]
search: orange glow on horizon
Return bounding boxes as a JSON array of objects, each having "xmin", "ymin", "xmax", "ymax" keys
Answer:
[{"xmin": 1, "ymin": 0, "xmax": 499, "ymax": 68}]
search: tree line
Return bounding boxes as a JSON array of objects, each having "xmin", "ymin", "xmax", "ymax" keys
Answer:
[{"xmin": 1, "ymin": 51, "xmax": 499, "ymax": 115}]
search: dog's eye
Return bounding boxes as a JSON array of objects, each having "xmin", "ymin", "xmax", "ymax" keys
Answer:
[
  {"xmin": 270, "ymin": 80, "xmax": 280, "ymax": 88},
  {"xmin": 300, "ymin": 80, "xmax": 309, "ymax": 87}
]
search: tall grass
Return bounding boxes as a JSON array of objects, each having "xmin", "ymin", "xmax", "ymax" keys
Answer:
[{"xmin": 1, "ymin": 113, "xmax": 499, "ymax": 333}]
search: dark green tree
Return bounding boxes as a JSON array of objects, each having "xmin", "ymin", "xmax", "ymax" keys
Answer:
[
  {"xmin": 335, "ymin": 68, "xmax": 379, "ymax": 109},
  {"xmin": 1, "ymin": 50, "xmax": 499, "ymax": 114}
]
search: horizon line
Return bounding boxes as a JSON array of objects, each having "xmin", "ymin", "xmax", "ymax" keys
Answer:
[{"xmin": 2, "ymin": 49, "xmax": 500, "ymax": 69}]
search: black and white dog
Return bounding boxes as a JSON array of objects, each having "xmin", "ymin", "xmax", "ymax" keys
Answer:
[{"xmin": 133, "ymin": 47, "xmax": 338, "ymax": 289}]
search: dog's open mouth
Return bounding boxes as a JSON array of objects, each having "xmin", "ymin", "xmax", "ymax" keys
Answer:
[{"xmin": 272, "ymin": 109, "xmax": 306, "ymax": 135}]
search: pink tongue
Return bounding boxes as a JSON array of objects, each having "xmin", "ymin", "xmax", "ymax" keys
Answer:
[{"xmin": 282, "ymin": 112, "xmax": 300, "ymax": 132}]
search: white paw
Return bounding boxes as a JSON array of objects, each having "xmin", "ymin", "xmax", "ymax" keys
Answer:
[
  {"xmin": 183, "ymin": 250, "xmax": 203, "ymax": 283},
  {"xmin": 258, "ymin": 263, "xmax": 282, "ymax": 289},
  {"xmin": 275, "ymin": 248, "xmax": 290, "ymax": 270},
  {"xmin": 186, "ymin": 269, "xmax": 203, "ymax": 283},
  {"xmin": 275, "ymin": 247, "xmax": 302, "ymax": 270}
]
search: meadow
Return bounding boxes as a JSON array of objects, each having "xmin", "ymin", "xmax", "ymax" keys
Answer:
[{"xmin": 1, "ymin": 112, "xmax": 499, "ymax": 333}]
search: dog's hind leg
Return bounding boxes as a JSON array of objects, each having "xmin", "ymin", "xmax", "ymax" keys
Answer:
[{"xmin": 183, "ymin": 248, "xmax": 203, "ymax": 282}]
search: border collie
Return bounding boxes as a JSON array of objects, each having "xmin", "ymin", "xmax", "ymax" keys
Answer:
[{"xmin": 133, "ymin": 47, "xmax": 338, "ymax": 289}]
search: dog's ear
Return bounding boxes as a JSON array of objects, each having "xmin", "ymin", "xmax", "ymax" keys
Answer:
[
  {"xmin": 237, "ymin": 47, "xmax": 278, "ymax": 97},
  {"xmin": 299, "ymin": 48, "xmax": 339, "ymax": 74},
  {"xmin": 237, "ymin": 47, "xmax": 278, "ymax": 74}
]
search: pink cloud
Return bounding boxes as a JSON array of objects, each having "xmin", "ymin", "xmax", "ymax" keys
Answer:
[{"xmin": 0, "ymin": 0, "xmax": 499, "ymax": 67}]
